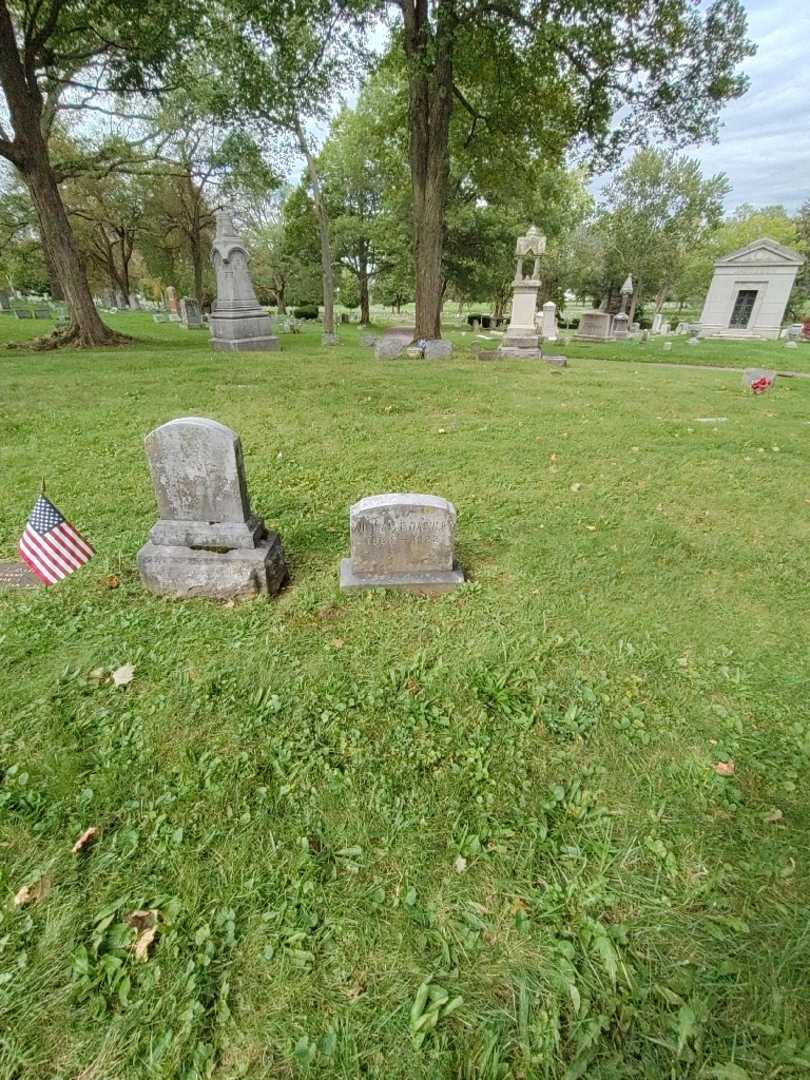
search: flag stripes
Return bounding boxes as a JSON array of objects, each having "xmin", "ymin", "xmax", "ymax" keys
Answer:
[{"xmin": 17, "ymin": 495, "xmax": 94, "ymax": 586}]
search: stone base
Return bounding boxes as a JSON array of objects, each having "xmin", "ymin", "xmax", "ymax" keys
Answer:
[
  {"xmin": 498, "ymin": 346, "xmax": 542, "ymax": 359},
  {"xmin": 211, "ymin": 335, "xmax": 280, "ymax": 352},
  {"xmin": 544, "ymin": 354, "xmax": 568, "ymax": 367},
  {"xmin": 503, "ymin": 333, "xmax": 539, "ymax": 349},
  {"xmin": 138, "ymin": 533, "xmax": 288, "ymax": 600},
  {"xmin": 340, "ymin": 558, "xmax": 464, "ymax": 595}
]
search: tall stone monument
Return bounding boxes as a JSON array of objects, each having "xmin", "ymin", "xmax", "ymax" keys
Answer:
[
  {"xmin": 612, "ymin": 274, "xmax": 633, "ymax": 339},
  {"xmin": 209, "ymin": 210, "xmax": 279, "ymax": 352},
  {"xmin": 498, "ymin": 225, "xmax": 546, "ymax": 359},
  {"xmin": 137, "ymin": 417, "xmax": 288, "ymax": 599},
  {"xmin": 340, "ymin": 494, "xmax": 464, "ymax": 594}
]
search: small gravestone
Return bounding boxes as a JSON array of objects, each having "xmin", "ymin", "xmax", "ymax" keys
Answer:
[
  {"xmin": 14, "ymin": 309, "xmax": 33, "ymax": 320},
  {"xmin": 423, "ymin": 339, "xmax": 453, "ymax": 359},
  {"xmin": 543, "ymin": 353, "xmax": 568, "ymax": 367},
  {"xmin": 612, "ymin": 312, "xmax": 629, "ymax": 339},
  {"xmin": 165, "ymin": 286, "xmax": 179, "ymax": 314},
  {"xmin": 137, "ymin": 417, "xmax": 287, "ymax": 599},
  {"xmin": 663, "ymin": 341, "xmax": 673, "ymax": 351},
  {"xmin": 0, "ymin": 561, "xmax": 39, "ymax": 589},
  {"xmin": 33, "ymin": 306, "xmax": 51, "ymax": 319},
  {"xmin": 785, "ymin": 340, "xmax": 798, "ymax": 349},
  {"xmin": 742, "ymin": 368, "xmax": 776, "ymax": 393},
  {"xmin": 375, "ymin": 337, "xmax": 406, "ymax": 360},
  {"xmin": 340, "ymin": 494, "xmax": 464, "ymax": 594},
  {"xmin": 180, "ymin": 296, "xmax": 203, "ymax": 329}
]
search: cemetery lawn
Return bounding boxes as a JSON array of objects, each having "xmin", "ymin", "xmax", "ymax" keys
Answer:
[{"xmin": 2, "ymin": 314, "xmax": 810, "ymax": 1079}]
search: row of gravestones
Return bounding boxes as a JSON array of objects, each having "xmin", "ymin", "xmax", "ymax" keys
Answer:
[{"xmin": 138, "ymin": 418, "xmax": 464, "ymax": 599}]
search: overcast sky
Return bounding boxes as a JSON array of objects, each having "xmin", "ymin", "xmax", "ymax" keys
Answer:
[{"xmin": 686, "ymin": 0, "xmax": 810, "ymax": 212}]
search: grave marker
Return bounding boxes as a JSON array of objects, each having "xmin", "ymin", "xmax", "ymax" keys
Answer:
[
  {"xmin": 340, "ymin": 494, "xmax": 464, "ymax": 594},
  {"xmin": 138, "ymin": 417, "xmax": 287, "ymax": 599}
]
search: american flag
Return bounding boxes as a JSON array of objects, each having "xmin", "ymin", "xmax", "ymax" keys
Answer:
[{"xmin": 18, "ymin": 495, "xmax": 94, "ymax": 585}]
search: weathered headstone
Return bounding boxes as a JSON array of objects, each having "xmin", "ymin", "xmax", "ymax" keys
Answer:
[
  {"xmin": 209, "ymin": 210, "xmax": 279, "ymax": 352},
  {"xmin": 499, "ymin": 225, "xmax": 545, "ymax": 359},
  {"xmin": 137, "ymin": 417, "xmax": 288, "ymax": 599},
  {"xmin": 576, "ymin": 310, "xmax": 612, "ymax": 342},
  {"xmin": 651, "ymin": 313, "xmax": 664, "ymax": 334},
  {"xmin": 179, "ymin": 296, "xmax": 204, "ymax": 329},
  {"xmin": 165, "ymin": 286, "xmax": 179, "ymax": 314},
  {"xmin": 340, "ymin": 494, "xmax": 464, "ymax": 594},
  {"xmin": 375, "ymin": 338, "xmax": 406, "ymax": 360},
  {"xmin": 423, "ymin": 339, "xmax": 453, "ymax": 360},
  {"xmin": 540, "ymin": 300, "xmax": 558, "ymax": 341},
  {"xmin": 612, "ymin": 312, "xmax": 629, "ymax": 339},
  {"xmin": 14, "ymin": 309, "xmax": 33, "ymax": 320}
]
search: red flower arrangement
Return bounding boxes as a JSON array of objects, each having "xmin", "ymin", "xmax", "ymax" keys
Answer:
[{"xmin": 750, "ymin": 376, "xmax": 773, "ymax": 394}]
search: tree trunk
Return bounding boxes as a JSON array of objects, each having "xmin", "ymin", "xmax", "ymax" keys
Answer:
[
  {"xmin": 0, "ymin": 3, "xmax": 120, "ymax": 347},
  {"xmin": 295, "ymin": 117, "xmax": 335, "ymax": 337},
  {"xmin": 402, "ymin": 0, "xmax": 455, "ymax": 340},
  {"xmin": 628, "ymin": 283, "xmax": 641, "ymax": 324},
  {"xmin": 276, "ymin": 280, "xmax": 286, "ymax": 314},
  {"xmin": 190, "ymin": 232, "xmax": 204, "ymax": 303},
  {"xmin": 26, "ymin": 159, "xmax": 121, "ymax": 345},
  {"xmin": 359, "ymin": 256, "xmax": 370, "ymax": 325}
]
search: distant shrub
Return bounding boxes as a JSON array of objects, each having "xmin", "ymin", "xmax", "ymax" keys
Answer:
[
  {"xmin": 293, "ymin": 305, "xmax": 319, "ymax": 320},
  {"xmin": 639, "ymin": 317, "xmax": 652, "ymax": 329}
]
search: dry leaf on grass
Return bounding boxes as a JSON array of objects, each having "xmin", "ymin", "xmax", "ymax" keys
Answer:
[
  {"xmin": 570, "ymin": 483, "xmax": 583, "ymax": 493},
  {"xmin": 72, "ymin": 827, "xmax": 98, "ymax": 853},
  {"xmin": 127, "ymin": 909, "xmax": 160, "ymax": 961},
  {"xmin": 111, "ymin": 663, "xmax": 135, "ymax": 687},
  {"xmin": 453, "ymin": 855, "xmax": 467, "ymax": 874},
  {"xmin": 102, "ymin": 575, "xmax": 120, "ymax": 589},
  {"xmin": 765, "ymin": 808, "xmax": 783, "ymax": 823},
  {"xmin": 134, "ymin": 925, "xmax": 158, "ymax": 961},
  {"xmin": 331, "ymin": 638, "xmax": 345, "ymax": 650},
  {"xmin": 13, "ymin": 875, "xmax": 51, "ymax": 908},
  {"xmin": 712, "ymin": 760, "xmax": 735, "ymax": 777}
]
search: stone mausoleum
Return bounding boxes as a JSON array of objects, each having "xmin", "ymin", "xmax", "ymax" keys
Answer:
[{"xmin": 699, "ymin": 237, "xmax": 804, "ymax": 340}]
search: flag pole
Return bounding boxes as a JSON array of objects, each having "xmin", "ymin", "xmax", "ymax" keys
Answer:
[{"xmin": 40, "ymin": 476, "xmax": 46, "ymax": 496}]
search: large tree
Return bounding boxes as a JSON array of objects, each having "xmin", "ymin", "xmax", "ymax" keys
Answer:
[
  {"xmin": 597, "ymin": 149, "xmax": 730, "ymax": 320},
  {"xmin": 0, "ymin": 0, "xmax": 197, "ymax": 345},
  {"xmin": 392, "ymin": 0, "xmax": 754, "ymax": 339}
]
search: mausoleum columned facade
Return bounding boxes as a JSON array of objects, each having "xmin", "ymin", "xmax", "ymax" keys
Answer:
[{"xmin": 699, "ymin": 237, "xmax": 804, "ymax": 340}]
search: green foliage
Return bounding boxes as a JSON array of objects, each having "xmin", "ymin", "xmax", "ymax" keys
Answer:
[{"xmin": 1, "ymin": 317, "xmax": 810, "ymax": 1076}]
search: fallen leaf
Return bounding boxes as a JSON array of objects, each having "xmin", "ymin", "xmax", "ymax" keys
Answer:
[
  {"xmin": 570, "ymin": 482, "xmax": 583, "ymax": 493},
  {"xmin": 102, "ymin": 575, "xmax": 120, "ymax": 589},
  {"xmin": 111, "ymin": 663, "xmax": 135, "ymax": 687},
  {"xmin": 331, "ymin": 638, "xmax": 345, "ymax": 650},
  {"xmin": 453, "ymin": 855, "xmax": 467, "ymax": 874},
  {"xmin": 585, "ymin": 525, "xmax": 597, "ymax": 532},
  {"xmin": 126, "ymin": 908, "xmax": 159, "ymax": 931},
  {"xmin": 764, "ymin": 808, "xmax": 783, "ymax": 824},
  {"xmin": 13, "ymin": 875, "xmax": 51, "ymax": 908},
  {"xmin": 88, "ymin": 667, "xmax": 107, "ymax": 682},
  {"xmin": 549, "ymin": 452, "xmax": 559, "ymax": 463},
  {"xmin": 72, "ymin": 827, "xmax": 98, "ymax": 854},
  {"xmin": 437, "ymin": 427, "xmax": 447, "ymax": 434},
  {"xmin": 712, "ymin": 760, "xmax": 735, "ymax": 777},
  {"xmin": 343, "ymin": 981, "xmax": 367, "ymax": 1001},
  {"xmin": 134, "ymin": 925, "xmax": 158, "ymax": 962}
]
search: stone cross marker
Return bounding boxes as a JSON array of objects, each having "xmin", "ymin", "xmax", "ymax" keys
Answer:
[
  {"xmin": 340, "ymin": 493, "xmax": 464, "ymax": 594},
  {"xmin": 138, "ymin": 417, "xmax": 287, "ymax": 599}
]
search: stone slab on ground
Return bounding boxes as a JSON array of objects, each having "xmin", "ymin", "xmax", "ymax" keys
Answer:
[
  {"xmin": 211, "ymin": 335, "xmax": 280, "ymax": 352},
  {"xmin": 340, "ymin": 558, "xmax": 464, "ymax": 595},
  {"xmin": 498, "ymin": 346, "xmax": 541, "ymax": 359},
  {"xmin": 138, "ymin": 533, "xmax": 287, "ymax": 600},
  {"xmin": 0, "ymin": 561, "xmax": 40, "ymax": 589},
  {"xmin": 543, "ymin": 354, "xmax": 568, "ymax": 367}
]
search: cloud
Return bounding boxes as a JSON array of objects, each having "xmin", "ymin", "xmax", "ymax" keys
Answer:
[{"xmin": 692, "ymin": 0, "xmax": 810, "ymax": 211}]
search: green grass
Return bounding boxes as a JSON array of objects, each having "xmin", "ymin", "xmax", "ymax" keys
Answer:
[{"xmin": 2, "ymin": 315, "xmax": 810, "ymax": 1078}]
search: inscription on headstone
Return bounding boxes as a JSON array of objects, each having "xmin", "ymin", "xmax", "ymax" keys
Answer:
[{"xmin": 340, "ymin": 494, "xmax": 464, "ymax": 594}]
